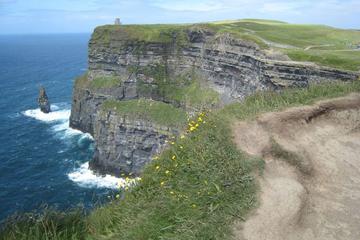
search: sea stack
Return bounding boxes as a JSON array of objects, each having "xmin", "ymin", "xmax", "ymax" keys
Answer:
[{"xmin": 38, "ymin": 86, "xmax": 51, "ymax": 113}]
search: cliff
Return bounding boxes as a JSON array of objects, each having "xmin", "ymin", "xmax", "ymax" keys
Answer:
[{"xmin": 70, "ymin": 23, "xmax": 359, "ymax": 177}]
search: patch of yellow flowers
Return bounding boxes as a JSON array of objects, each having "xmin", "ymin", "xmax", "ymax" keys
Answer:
[
  {"xmin": 187, "ymin": 112, "xmax": 206, "ymax": 133},
  {"xmin": 117, "ymin": 175, "xmax": 142, "ymax": 190}
]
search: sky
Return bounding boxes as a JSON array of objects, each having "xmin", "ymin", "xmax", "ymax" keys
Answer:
[{"xmin": 0, "ymin": 0, "xmax": 359, "ymax": 34}]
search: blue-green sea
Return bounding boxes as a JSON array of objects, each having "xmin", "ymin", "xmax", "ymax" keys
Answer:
[{"xmin": 0, "ymin": 34, "xmax": 119, "ymax": 222}]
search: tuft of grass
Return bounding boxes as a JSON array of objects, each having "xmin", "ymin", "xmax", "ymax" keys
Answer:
[
  {"xmin": 90, "ymin": 76, "xmax": 122, "ymax": 89},
  {"xmin": 269, "ymin": 138, "xmax": 313, "ymax": 175},
  {"xmin": 0, "ymin": 209, "xmax": 87, "ymax": 240},
  {"xmin": 74, "ymin": 73, "xmax": 124, "ymax": 89},
  {"xmin": 74, "ymin": 73, "xmax": 89, "ymax": 88},
  {"xmin": 102, "ymin": 99, "xmax": 188, "ymax": 129}
]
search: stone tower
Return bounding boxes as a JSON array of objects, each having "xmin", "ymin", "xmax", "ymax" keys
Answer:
[{"xmin": 114, "ymin": 18, "xmax": 121, "ymax": 25}]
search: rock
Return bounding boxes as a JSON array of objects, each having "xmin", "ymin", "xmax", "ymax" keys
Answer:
[
  {"xmin": 70, "ymin": 25, "xmax": 360, "ymax": 177},
  {"xmin": 89, "ymin": 112, "xmax": 177, "ymax": 177},
  {"xmin": 38, "ymin": 86, "xmax": 51, "ymax": 113}
]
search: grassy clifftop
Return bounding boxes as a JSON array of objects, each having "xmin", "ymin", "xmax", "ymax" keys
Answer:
[
  {"xmin": 102, "ymin": 99, "xmax": 187, "ymax": 129},
  {"xmin": 92, "ymin": 19, "xmax": 360, "ymax": 71}
]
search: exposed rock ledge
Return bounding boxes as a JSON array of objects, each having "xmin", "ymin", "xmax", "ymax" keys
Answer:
[{"xmin": 70, "ymin": 26, "xmax": 359, "ymax": 177}]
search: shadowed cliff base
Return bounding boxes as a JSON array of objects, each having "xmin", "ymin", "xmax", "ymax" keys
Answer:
[{"xmin": 233, "ymin": 93, "xmax": 360, "ymax": 240}]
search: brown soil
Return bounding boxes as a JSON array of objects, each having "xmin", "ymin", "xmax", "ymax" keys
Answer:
[{"xmin": 232, "ymin": 93, "xmax": 360, "ymax": 240}]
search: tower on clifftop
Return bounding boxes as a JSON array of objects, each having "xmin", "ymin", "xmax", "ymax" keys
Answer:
[{"xmin": 114, "ymin": 18, "xmax": 121, "ymax": 25}]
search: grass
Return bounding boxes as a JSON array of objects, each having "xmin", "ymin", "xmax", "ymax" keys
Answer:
[
  {"xmin": 286, "ymin": 49, "xmax": 360, "ymax": 71},
  {"xmin": 270, "ymin": 138, "xmax": 312, "ymax": 175},
  {"xmin": 0, "ymin": 209, "xmax": 87, "ymax": 240},
  {"xmin": 102, "ymin": 99, "xmax": 188, "ymax": 129},
  {"xmin": 74, "ymin": 73, "xmax": 123, "ymax": 89},
  {"xmin": 86, "ymin": 81, "xmax": 360, "ymax": 240},
  {"xmin": 2, "ymin": 81, "xmax": 360, "ymax": 239},
  {"xmin": 90, "ymin": 76, "xmax": 122, "ymax": 89},
  {"xmin": 74, "ymin": 73, "xmax": 89, "ymax": 88},
  {"xmin": 91, "ymin": 24, "xmax": 190, "ymax": 46},
  {"xmin": 135, "ymin": 65, "xmax": 220, "ymax": 110}
]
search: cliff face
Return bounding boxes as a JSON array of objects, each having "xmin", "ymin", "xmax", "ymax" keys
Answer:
[
  {"xmin": 70, "ymin": 25, "xmax": 359, "ymax": 177},
  {"xmin": 90, "ymin": 111, "xmax": 177, "ymax": 176}
]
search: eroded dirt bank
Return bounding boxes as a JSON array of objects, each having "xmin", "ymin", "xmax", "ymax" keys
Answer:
[{"xmin": 233, "ymin": 94, "xmax": 360, "ymax": 240}]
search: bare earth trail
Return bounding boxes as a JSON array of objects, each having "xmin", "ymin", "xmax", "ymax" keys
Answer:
[{"xmin": 232, "ymin": 94, "xmax": 360, "ymax": 240}]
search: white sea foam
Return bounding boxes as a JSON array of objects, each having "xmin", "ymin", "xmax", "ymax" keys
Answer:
[
  {"xmin": 68, "ymin": 162, "xmax": 139, "ymax": 189},
  {"xmin": 52, "ymin": 120, "xmax": 84, "ymax": 138},
  {"xmin": 23, "ymin": 105, "xmax": 70, "ymax": 122},
  {"xmin": 22, "ymin": 104, "xmax": 94, "ymax": 140}
]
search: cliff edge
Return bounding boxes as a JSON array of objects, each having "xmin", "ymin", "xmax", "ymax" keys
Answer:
[{"xmin": 70, "ymin": 22, "xmax": 359, "ymax": 177}]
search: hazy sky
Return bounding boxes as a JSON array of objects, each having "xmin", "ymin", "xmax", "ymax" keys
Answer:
[{"xmin": 0, "ymin": 0, "xmax": 359, "ymax": 34}]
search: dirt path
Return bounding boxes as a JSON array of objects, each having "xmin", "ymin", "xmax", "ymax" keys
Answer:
[
  {"xmin": 304, "ymin": 44, "xmax": 334, "ymax": 51},
  {"xmin": 232, "ymin": 94, "xmax": 360, "ymax": 240}
]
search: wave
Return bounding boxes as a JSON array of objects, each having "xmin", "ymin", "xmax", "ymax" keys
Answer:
[
  {"xmin": 68, "ymin": 162, "xmax": 140, "ymax": 189},
  {"xmin": 22, "ymin": 104, "xmax": 94, "ymax": 141},
  {"xmin": 22, "ymin": 104, "xmax": 70, "ymax": 122}
]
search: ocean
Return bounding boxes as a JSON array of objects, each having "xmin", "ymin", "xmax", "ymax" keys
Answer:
[{"xmin": 0, "ymin": 34, "xmax": 120, "ymax": 222}]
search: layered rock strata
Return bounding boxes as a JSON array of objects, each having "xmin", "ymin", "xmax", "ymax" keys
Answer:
[{"xmin": 70, "ymin": 26, "xmax": 359, "ymax": 177}]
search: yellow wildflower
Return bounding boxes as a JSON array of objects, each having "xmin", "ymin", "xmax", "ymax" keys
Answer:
[
  {"xmin": 160, "ymin": 181, "xmax": 165, "ymax": 186},
  {"xmin": 198, "ymin": 117, "xmax": 203, "ymax": 122},
  {"xmin": 171, "ymin": 155, "xmax": 176, "ymax": 161},
  {"xmin": 116, "ymin": 194, "xmax": 120, "ymax": 199},
  {"xmin": 165, "ymin": 170, "xmax": 170, "ymax": 175},
  {"xmin": 170, "ymin": 191, "xmax": 174, "ymax": 195},
  {"xmin": 192, "ymin": 204, "xmax": 197, "ymax": 208},
  {"xmin": 155, "ymin": 165, "xmax": 160, "ymax": 170},
  {"xmin": 170, "ymin": 142, "xmax": 175, "ymax": 145},
  {"xmin": 180, "ymin": 135, "xmax": 185, "ymax": 139},
  {"xmin": 153, "ymin": 156, "xmax": 159, "ymax": 160},
  {"xmin": 179, "ymin": 146, "xmax": 183, "ymax": 149}
]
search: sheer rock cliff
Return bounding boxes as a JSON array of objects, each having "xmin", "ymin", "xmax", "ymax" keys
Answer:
[{"xmin": 70, "ymin": 25, "xmax": 359, "ymax": 177}]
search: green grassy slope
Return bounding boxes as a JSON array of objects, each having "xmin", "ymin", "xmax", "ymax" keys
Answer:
[{"xmin": 211, "ymin": 19, "xmax": 360, "ymax": 71}]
